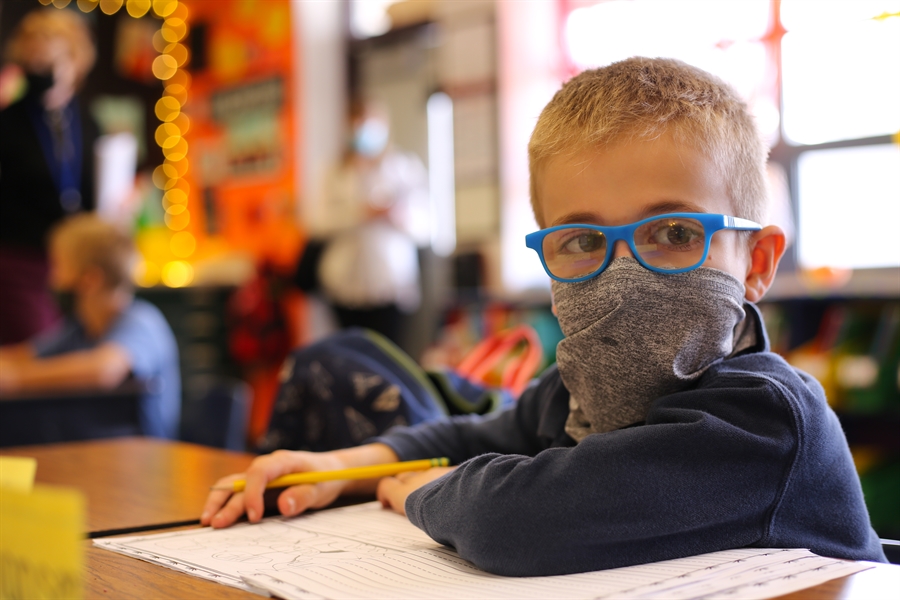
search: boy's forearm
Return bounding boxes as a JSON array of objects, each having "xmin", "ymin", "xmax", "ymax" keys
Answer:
[
  {"xmin": 3, "ymin": 344, "xmax": 132, "ymax": 393},
  {"xmin": 0, "ymin": 343, "xmax": 36, "ymax": 364},
  {"xmin": 331, "ymin": 443, "xmax": 400, "ymax": 495}
]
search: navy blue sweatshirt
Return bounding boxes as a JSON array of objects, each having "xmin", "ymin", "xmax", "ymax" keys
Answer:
[{"xmin": 375, "ymin": 307, "xmax": 886, "ymax": 576}]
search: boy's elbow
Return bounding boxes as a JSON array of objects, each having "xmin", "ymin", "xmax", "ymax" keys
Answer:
[
  {"xmin": 91, "ymin": 344, "xmax": 132, "ymax": 389},
  {"xmin": 413, "ymin": 506, "xmax": 585, "ymax": 577},
  {"xmin": 451, "ymin": 533, "xmax": 583, "ymax": 577}
]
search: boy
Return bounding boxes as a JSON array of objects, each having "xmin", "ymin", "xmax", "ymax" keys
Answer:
[
  {"xmin": 202, "ymin": 58, "xmax": 886, "ymax": 575},
  {"xmin": 0, "ymin": 214, "xmax": 181, "ymax": 439}
]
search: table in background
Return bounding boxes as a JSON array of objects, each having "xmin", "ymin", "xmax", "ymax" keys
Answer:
[
  {"xmin": 0, "ymin": 381, "xmax": 145, "ymax": 448},
  {"xmin": 1, "ymin": 438, "xmax": 896, "ymax": 599}
]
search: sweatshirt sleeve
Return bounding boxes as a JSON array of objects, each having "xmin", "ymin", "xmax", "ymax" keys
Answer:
[
  {"xmin": 372, "ymin": 366, "xmax": 567, "ymax": 465},
  {"xmin": 404, "ymin": 371, "xmax": 801, "ymax": 576}
]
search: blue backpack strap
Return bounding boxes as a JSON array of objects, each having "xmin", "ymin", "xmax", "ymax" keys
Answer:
[{"xmin": 426, "ymin": 369, "xmax": 512, "ymax": 416}]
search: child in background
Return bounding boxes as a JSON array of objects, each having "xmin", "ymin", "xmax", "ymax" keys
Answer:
[
  {"xmin": 0, "ymin": 214, "xmax": 180, "ymax": 439},
  {"xmin": 202, "ymin": 57, "xmax": 886, "ymax": 575}
]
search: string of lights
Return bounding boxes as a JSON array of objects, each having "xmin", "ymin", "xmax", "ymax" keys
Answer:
[{"xmin": 39, "ymin": 0, "xmax": 195, "ymax": 287}]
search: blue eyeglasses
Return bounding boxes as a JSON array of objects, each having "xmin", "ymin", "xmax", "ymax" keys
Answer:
[{"xmin": 525, "ymin": 213, "xmax": 762, "ymax": 282}]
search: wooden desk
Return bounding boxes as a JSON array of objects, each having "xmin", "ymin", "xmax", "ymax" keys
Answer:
[
  {"xmin": 1, "ymin": 437, "xmax": 256, "ymax": 598},
  {"xmin": 2, "ymin": 438, "xmax": 897, "ymax": 599}
]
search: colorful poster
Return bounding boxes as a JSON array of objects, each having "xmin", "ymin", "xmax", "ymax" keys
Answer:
[{"xmin": 183, "ymin": 0, "xmax": 300, "ymax": 268}]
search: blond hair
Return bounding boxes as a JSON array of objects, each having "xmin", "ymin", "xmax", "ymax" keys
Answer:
[
  {"xmin": 5, "ymin": 8, "xmax": 96, "ymax": 86},
  {"xmin": 50, "ymin": 214, "xmax": 136, "ymax": 291},
  {"xmin": 528, "ymin": 57, "xmax": 768, "ymax": 227}
]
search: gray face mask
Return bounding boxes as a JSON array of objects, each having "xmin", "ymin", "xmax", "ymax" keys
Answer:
[{"xmin": 552, "ymin": 257, "xmax": 747, "ymax": 441}]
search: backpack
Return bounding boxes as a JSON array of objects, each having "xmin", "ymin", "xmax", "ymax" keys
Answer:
[{"xmin": 257, "ymin": 329, "xmax": 485, "ymax": 452}]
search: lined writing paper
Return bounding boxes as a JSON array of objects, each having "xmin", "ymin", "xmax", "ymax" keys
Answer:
[{"xmin": 95, "ymin": 501, "xmax": 872, "ymax": 599}]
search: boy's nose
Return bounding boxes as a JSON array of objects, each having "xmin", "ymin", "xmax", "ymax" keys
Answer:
[{"xmin": 611, "ymin": 240, "xmax": 633, "ymax": 259}]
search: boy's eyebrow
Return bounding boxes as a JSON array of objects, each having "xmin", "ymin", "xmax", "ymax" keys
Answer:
[
  {"xmin": 636, "ymin": 200, "xmax": 706, "ymax": 219},
  {"xmin": 551, "ymin": 211, "xmax": 603, "ymax": 226},
  {"xmin": 550, "ymin": 201, "xmax": 709, "ymax": 227}
]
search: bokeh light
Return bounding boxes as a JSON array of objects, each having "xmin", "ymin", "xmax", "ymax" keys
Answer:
[
  {"xmin": 163, "ymin": 188, "xmax": 188, "ymax": 207},
  {"xmin": 152, "ymin": 29, "xmax": 168, "ymax": 52},
  {"xmin": 164, "ymin": 83, "xmax": 188, "ymax": 105},
  {"xmin": 165, "ymin": 157, "xmax": 189, "ymax": 177},
  {"xmin": 126, "ymin": 0, "xmax": 151, "ymax": 18},
  {"xmin": 170, "ymin": 231, "xmax": 197, "ymax": 258},
  {"xmin": 133, "ymin": 260, "xmax": 161, "ymax": 287},
  {"xmin": 152, "ymin": 164, "xmax": 178, "ymax": 190},
  {"xmin": 77, "ymin": 0, "xmax": 99, "ymax": 11},
  {"xmin": 170, "ymin": 0, "xmax": 188, "ymax": 20},
  {"xmin": 164, "ymin": 204, "xmax": 190, "ymax": 230},
  {"xmin": 162, "ymin": 138, "xmax": 188, "ymax": 161},
  {"xmin": 161, "ymin": 260, "xmax": 194, "ymax": 288},
  {"xmin": 155, "ymin": 96, "xmax": 181, "ymax": 121},
  {"xmin": 166, "ymin": 68, "xmax": 192, "ymax": 91},
  {"xmin": 152, "ymin": 54, "xmax": 178, "ymax": 80},
  {"xmin": 99, "ymin": 0, "xmax": 124, "ymax": 15},
  {"xmin": 161, "ymin": 18, "xmax": 188, "ymax": 43},
  {"xmin": 155, "ymin": 122, "xmax": 181, "ymax": 148},
  {"xmin": 38, "ymin": 0, "xmax": 53, "ymax": 6},
  {"xmin": 51, "ymin": 0, "xmax": 72, "ymax": 8},
  {"xmin": 146, "ymin": 2, "xmax": 194, "ymax": 288},
  {"xmin": 170, "ymin": 178, "xmax": 190, "ymax": 195},
  {"xmin": 164, "ymin": 43, "xmax": 190, "ymax": 68},
  {"xmin": 172, "ymin": 112, "xmax": 191, "ymax": 135},
  {"xmin": 152, "ymin": 0, "xmax": 178, "ymax": 18}
]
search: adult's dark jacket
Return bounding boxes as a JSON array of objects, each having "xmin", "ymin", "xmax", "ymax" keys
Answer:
[
  {"xmin": 375, "ymin": 304, "xmax": 887, "ymax": 576},
  {"xmin": 0, "ymin": 95, "xmax": 97, "ymax": 251}
]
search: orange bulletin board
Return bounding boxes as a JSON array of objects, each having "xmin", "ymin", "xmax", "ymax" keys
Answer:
[{"xmin": 183, "ymin": 0, "xmax": 301, "ymax": 268}]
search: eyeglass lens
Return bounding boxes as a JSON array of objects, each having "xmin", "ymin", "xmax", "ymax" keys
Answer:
[{"xmin": 541, "ymin": 216, "xmax": 707, "ymax": 279}]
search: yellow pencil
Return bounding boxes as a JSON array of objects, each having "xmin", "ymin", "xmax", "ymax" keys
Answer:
[{"xmin": 213, "ymin": 458, "xmax": 451, "ymax": 493}]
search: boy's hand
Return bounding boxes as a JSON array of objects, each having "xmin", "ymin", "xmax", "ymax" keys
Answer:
[
  {"xmin": 201, "ymin": 449, "xmax": 346, "ymax": 528},
  {"xmin": 376, "ymin": 467, "xmax": 456, "ymax": 516},
  {"xmin": 200, "ymin": 443, "xmax": 399, "ymax": 528}
]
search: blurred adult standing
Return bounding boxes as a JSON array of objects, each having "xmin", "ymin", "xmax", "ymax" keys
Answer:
[
  {"xmin": 0, "ymin": 8, "xmax": 99, "ymax": 344},
  {"xmin": 300, "ymin": 99, "xmax": 429, "ymax": 345}
]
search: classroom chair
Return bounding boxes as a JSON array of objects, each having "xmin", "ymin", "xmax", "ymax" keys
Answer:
[{"xmin": 179, "ymin": 376, "xmax": 251, "ymax": 452}]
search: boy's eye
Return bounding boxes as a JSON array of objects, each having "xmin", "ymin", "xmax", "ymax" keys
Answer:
[
  {"xmin": 646, "ymin": 219, "xmax": 704, "ymax": 249},
  {"xmin": 561, "ymin": 231, "xmax": 606, "ymax": 254}
]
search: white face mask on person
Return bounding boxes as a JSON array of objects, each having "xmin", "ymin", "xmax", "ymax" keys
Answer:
[
  {"xmin": 352, "ymin": 118, "xmax": 389, "ymax": 157},
  {"xmin": 551, "ymin": 257, "xmax": 748, "ymax": 441}
]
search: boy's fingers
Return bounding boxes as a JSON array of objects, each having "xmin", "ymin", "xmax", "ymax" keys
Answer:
[
  {"xmin": 201, "ymin": 473, "xmax": 244, "ymax": 525},
  {"xmin": 243, "ymin": 452, "xmax": 304, "ymax": 522},
  {"xmin": 376, "ymin": 476, "xmax": 405, "ymax": 515},
  {"xmin": 210, "ymin": 492, "xmax": 246, "ymax": 529},
  {"xmin": 278, "ymin": 481, "xmax": 343, "ymax": 517},
  {"xmin": 278, "ymin": 485, "xmax": 316, "ymax": 517},
  {"xmin": 376, "ymin": 477, "xmax": 392, "ymax": 507},
  {"xmin": 200, "ymin": 490, "xmax": 231, "ymax": 525}
]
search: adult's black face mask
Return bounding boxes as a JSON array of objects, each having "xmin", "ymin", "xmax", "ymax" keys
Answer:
[
  {"xmin": 53, "ymin": 289, "xmax": 77, "ymax": 318},
  {"xmin": 25, "ymin": 72, "xmax": 55, "ymax": 98}
]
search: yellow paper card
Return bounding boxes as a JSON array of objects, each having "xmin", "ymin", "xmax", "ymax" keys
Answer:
[
  {"xmin": 0, "ymin": 484, "xmax": 85, "ymax": 599},
  {"xmin": 0, "ymin": 457, "xmax": 37, "ymax": 493}
]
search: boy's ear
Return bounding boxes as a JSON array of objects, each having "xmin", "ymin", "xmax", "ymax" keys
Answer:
[{"xmin": 744, "ymin": 225, "xmax": 786, "ymax": 303}]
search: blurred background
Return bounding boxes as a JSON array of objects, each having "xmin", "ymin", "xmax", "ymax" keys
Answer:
[{"xmin": 0, "ymin": 0, "xmax": 897, "ymax": 537}]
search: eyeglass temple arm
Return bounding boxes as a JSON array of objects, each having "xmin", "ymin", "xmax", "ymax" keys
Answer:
[{"xmin": 726, "ymin": 216, "xmax": 763, "ymax": 231}]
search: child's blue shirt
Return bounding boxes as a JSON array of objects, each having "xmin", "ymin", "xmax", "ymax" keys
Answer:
[
  {"xmin": 33, "ymin": 299, "xmax": 181, "ymax": 439},
  {"xmin": 375, "ymin": 304, "xmax": 886, "ymax": 576}
]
